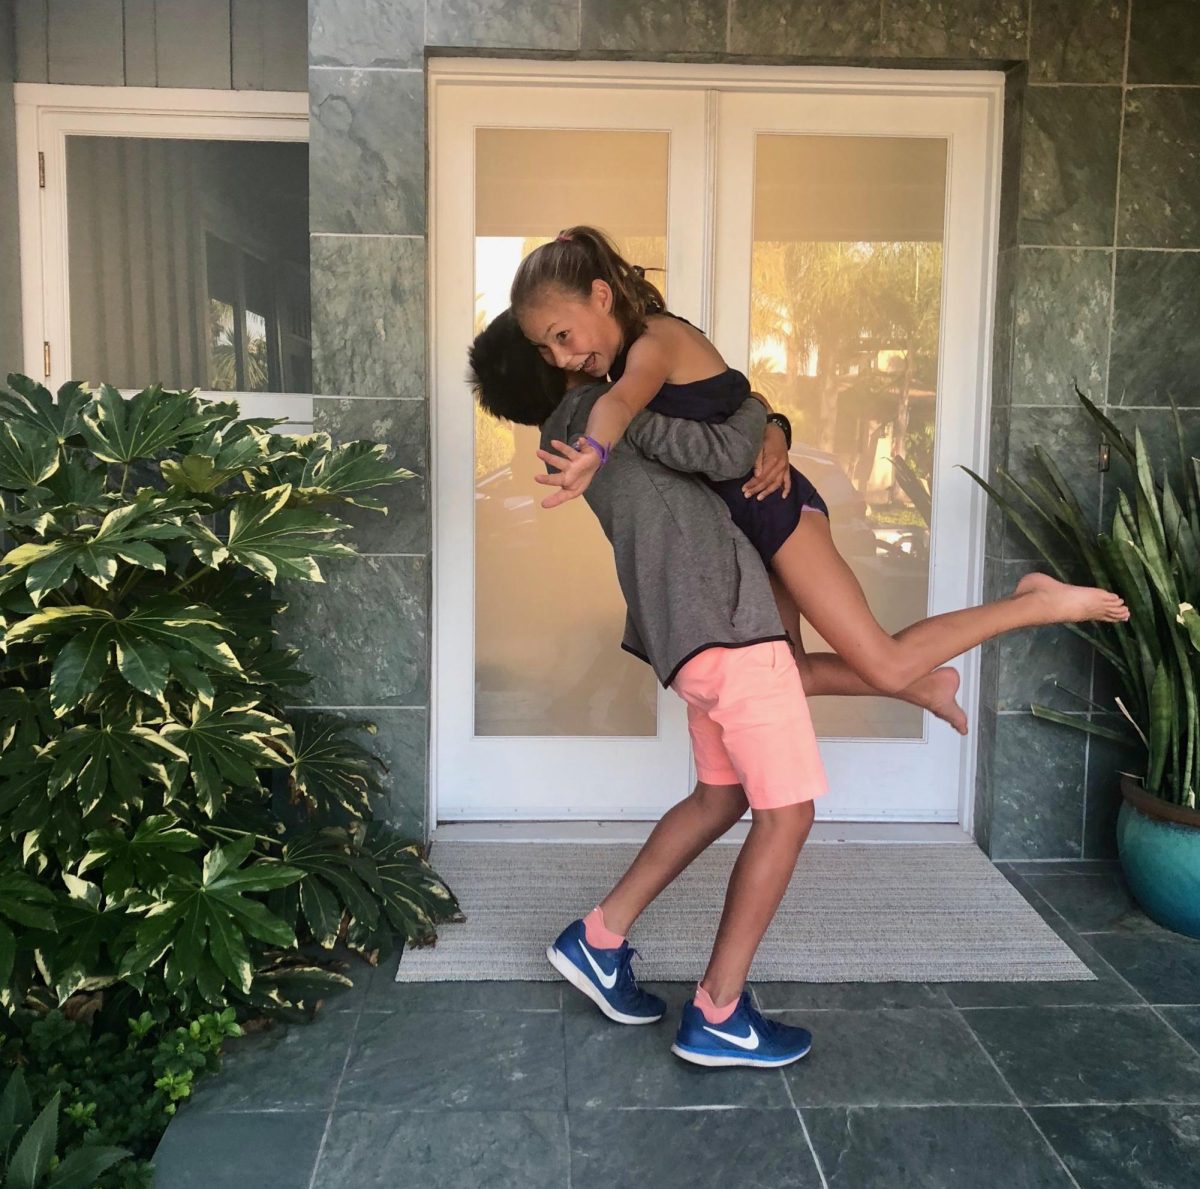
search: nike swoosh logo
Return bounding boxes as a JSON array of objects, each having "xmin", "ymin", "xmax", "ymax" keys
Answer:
[
  {"xmin": 702, "ymin": 1023, "xmax": 760, "ymax": 1051},
  {"xmin": 579, "ymin": 943, "xmax": 618, "ymax": 990}
]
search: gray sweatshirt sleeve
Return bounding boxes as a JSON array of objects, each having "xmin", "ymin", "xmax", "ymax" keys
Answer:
[{"xmin": 624, "ymin": 398, "xmax": 767, "ymax": 481}]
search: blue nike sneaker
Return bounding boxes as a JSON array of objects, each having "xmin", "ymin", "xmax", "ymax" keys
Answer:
[
  {"xmin": 672, "ymin": 991, "xmax": 812, "ymax": 1068},
  {"xmin": 546, "ymin": 919, "xmax": 665, "ymax": 1025}
]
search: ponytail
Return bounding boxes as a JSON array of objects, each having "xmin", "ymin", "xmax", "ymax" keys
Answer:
[{"xmin": 509, "ymin": 225, "xmax": 666, "ymax": 344}]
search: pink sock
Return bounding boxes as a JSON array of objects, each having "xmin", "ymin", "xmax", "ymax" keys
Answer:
[
  {"xmin": 583, "ymin": 906, "xmax": 625, "ymax": 950},
  {"xmin": 694, "ymin": 984, "xmax": 738, "ymax": 1024}
]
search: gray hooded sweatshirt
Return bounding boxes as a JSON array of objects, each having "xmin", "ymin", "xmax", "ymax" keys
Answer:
[{"xmin": 540, "ymin": 382, "xmax": 786, "ymax": 687}]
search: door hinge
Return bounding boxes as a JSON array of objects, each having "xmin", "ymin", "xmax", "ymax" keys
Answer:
[
  {"xmin": 38, "ymin": 151, "xmax": 45, "ymax": 189},
  {"xmin": 43, "ymin": 341, "xmax": 51, "ymax": 377}
]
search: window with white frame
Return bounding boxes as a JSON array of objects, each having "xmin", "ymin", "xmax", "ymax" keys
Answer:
[{"xmin": 15, "ymin": 85, "xmax": 311, "ymax": 426}]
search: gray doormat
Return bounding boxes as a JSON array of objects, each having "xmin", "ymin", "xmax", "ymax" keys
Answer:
[{"xmin": 396, "ymin": 842, "xmax": 1095, "ymax": 984}]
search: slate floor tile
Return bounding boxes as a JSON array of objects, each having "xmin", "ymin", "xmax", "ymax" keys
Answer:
[
  {"xmin": 152, "ymin": 1109, "xmax": 326, "ymax": 1189},
  {"xmin": 186, "ymin": 1011, "xmax": 358, "ymax": 1112},
  {"xmin": 780, "ymin": 1009, "xmax": 1013, "ymax": 1107},
  {"xmin": 1020, "ymin": 873, "xmax": 1139, "ymax": 933},
  {"xmin": 1087, "ymin": 932, "xmax": 1200, "ymax": 1004},
  {"xmin": 1003, "ymin": 860, "xmax": 1121, "ymax": 876},
  {"xmin": 962, "ymin": 1005, "xmax": 1200, "ymax": 1104},
  {"xmin": 755, "ymin": 982, "xmax": 952, "ymax": 1011},
  {"xmin": 1031, "ymin": 1104, "xmax": 1200, "ymax": 1188},
  {"xmin": 937, "ymin": 925, "xmax": 1140, "ymax": 1009},
  {"xmin": 337, "ymin": 1009, "xmax": 566, "ymax": 1111},
  {"xmin": 382, "ymin": 979, "xmax": 563, "ymax": 1013},
  {"xmin": 571, "ymin": 1108, "xmax": 823, "ymax": 1189},
  {"xmin": 311, "ymin": 1109, "xmax": 569, "ymax": 1189},
  {"xmin": 802, "ymin": 1105, "xmax": 1075, "ymax": 1188},
  {"xmin": 1161, "ymin": 1006, "xmax": 1200, "ymax": 1054}
]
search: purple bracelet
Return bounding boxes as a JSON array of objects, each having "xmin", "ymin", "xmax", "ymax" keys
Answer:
[{"xmin": 577, "ymin": 434, "xmax": 610, "ymax": 465}]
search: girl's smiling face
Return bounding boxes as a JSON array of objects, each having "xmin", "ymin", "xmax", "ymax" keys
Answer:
[{"xmin": 517, "ymin": 280, "xmax": 623, "ymax": 378}]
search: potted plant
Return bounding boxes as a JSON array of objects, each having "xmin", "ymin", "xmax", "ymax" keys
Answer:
[{"xmin": 968, "ymin": 386, "xmax": 1200, "ymax": 938}]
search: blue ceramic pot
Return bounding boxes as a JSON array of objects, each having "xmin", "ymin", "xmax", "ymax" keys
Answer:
[{"xmin": 1117, "ymin": 777, "xmax": 1200, "ymax": 940}]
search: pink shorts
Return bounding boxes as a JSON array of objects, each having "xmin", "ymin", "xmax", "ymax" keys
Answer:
[{"xmin": 671, "ymin": 641, "xmax": 827, "ymax": 811}]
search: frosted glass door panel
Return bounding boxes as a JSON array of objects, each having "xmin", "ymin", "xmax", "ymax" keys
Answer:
[
  {"xmin": 749, "ymin": 135, "xmax": 947, "ymax": 740},
  {"xmin": 473, "ymin": 129, "xmax": 666, "ymax": 737}
]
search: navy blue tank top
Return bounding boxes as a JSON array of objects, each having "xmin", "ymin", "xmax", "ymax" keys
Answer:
[{"xmin": 610, "ymin": 321, "xmax": 825, "ymax": 565}]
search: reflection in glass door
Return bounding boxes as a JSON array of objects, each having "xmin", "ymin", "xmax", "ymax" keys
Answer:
[
  {"xmin": 715, "ymin": 86, "xmax": 999, "ymax": 820},
  {"xmin": 432, "ymin": 79, "xmax": 706, "ymax": 819},
  {"xmin": 472, "ymin": 129, "xmax": 666, "ymax": 738},
  {"xmin": 747, "ymin": 135, "xmax": 947, "ymax": 740}
]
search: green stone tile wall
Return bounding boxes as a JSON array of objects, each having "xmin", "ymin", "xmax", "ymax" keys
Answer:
[{"xmin": 305, "ymin": 1, "xmax": 1200, "ymax": 856}]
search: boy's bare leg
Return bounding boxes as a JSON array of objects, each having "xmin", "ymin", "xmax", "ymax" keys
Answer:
[
  {"xmin": 699, "ymin": 801, "xmax": 814, "ymax": 1005},
  {"xmin": 599, "ymin": 782, "xmax": 749, "ymax": 937}
]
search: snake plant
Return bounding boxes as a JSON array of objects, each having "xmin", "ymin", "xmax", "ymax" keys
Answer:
[{"xmin": 966, "ymin": 386, "xmax": 1197, "ymax": 810}]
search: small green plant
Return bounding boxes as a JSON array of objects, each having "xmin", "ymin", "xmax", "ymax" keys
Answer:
[
  {"xmin": 0, "ymin": 1067, "xmax": 129, "ymax": 1188},
  {"xmin": 0, "ymin": 376, "xmax": 459, "ymax": 1016},
  {"xmin": 966, "ymin": 385, "xmax": 1198, "ymax": 808},
  {"xmin": 2, "ymin": 1005, "xmax": 241, "ymax": 1188}
]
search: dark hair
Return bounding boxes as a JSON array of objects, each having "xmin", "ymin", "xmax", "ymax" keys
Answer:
[
  {"xmin": 467, "ymin": 308, "xmax": 567, "ymax": 427},
  {"xmin": 509, "ymin": 225, "xmax": 666, "ymax": 345}
]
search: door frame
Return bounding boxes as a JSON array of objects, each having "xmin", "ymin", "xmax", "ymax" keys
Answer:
[{"xmin": 429, "ymin": 59, "xmax": 1005, "ymax": 832}]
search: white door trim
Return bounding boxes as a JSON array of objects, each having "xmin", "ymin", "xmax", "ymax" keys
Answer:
[
  {"xmin": 13, "ymin": 82, "xmax": 309, "ymax": 420},
  {"xmin": 433, "ymin": 62, "xmax": 1002, "ymax": 829}
]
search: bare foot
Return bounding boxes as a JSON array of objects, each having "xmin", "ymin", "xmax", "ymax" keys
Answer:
[
  {"xmin": 906, "ymin": 667, "xmax": 968, "ymax": 735},
  {"xmin": 1013, "ymin": 571, "xmax": 1129, "ymax": 624}
]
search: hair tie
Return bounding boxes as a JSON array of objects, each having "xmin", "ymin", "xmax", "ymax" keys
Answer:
[{"xmin": 556, "ymin": 232, "xmax": 573, "ymax": 243}]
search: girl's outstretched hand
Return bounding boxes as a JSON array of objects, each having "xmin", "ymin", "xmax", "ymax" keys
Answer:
[
  {"xmin": 534, "ymin": 439, "xmax": 604, "ymax": 509},
  {"xmin": 743, "ymin": 422, "xmax": 792, "ymax": 501}
]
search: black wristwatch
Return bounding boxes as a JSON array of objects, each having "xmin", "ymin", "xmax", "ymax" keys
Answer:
[{"xmin": 766, "ymin": 412, "xmax": 792, "ymax": 449}]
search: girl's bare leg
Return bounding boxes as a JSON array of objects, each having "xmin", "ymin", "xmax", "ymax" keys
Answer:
[
  {"xmin": 599, "ymin": 782, "xmax": 749, "ymax": 937},
  {"xmin": 770, "ymin": 514, "xmax": 1125, "ymax": 698},
  {"xmin": 769, "ymin": 574, "xmax": 968, "ymax": 734},
  {"xmin": 700, "ymin": 801, "xmax": 815, "ymax": 1005}
]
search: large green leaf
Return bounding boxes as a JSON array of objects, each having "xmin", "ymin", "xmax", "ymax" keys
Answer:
[
  {"xmin": 161, "ymin": 422, "xmax": 288, "ymax": 494},
  {"xmin": 10, "ymin": 599, "xmax": 244, "ymax": 712},
  {"xmin": 249, "ymin": 436, "xmax": 417, "ymax": 511},
  {"xmin": 78, "ymin": 383, "xmax": 206, "ymax": 464},
  {"xmin": 42, "ymin": 717, "xmax": 188, "ymax": 814},
  {"xmin": 1, "ymin": 376, "xmax": 91, "ymax": 444},
  {"xmin": 0, "ymin": 871, "xmax": 58, "ymax": 934},
  {"xmin": 290, "ymin": 713, "xmax": 386, "ymax": 819},
  {"xmin": 251, "ymin": 433, "xmax": 415, "ymax": 512},
  {"xmin": 45, "ymin": 1145, "xmax": 131, "ymax": 1189},
  {"xmin": 0, "ymin": 422, "xmax": 60, "ymax": 492},
  {"xmin": 79, "ymin": 814, "xmax": 202, "ymax": 900},
  {"xmin": 1, "ymin": 496, "xmax": 191, "ymax": 604},
  {"xmin": 191, "ymin": 484, "xmax": 355, "ymax": 582},
  {"xmin": 35, "ymin": 874, "xmax": 127, "ymax": 1000},
  {"xmin": 160, "ymin": 696, "xmax": 293, "ymax": 817},
  {"xmin": 121, "ymin": 837, "xmax": 302, "ymax": 1000},
  {"xmin": 6, "ymin": 1093, "xmax": 59, "ymax": 1189}
]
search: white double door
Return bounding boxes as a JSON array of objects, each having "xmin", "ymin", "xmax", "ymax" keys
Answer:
[{"xmin": 431, "ymin": 62, "xmax": 1002, "ymax": 824}]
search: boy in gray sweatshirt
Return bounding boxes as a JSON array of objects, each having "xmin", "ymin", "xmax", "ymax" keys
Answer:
[{"xmin": 471, "ymin": 319, "xmax": 825, "ymax": 1068}]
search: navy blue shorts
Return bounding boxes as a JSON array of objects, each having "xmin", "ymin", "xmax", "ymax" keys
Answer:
[
  {"xmin": 709, "ymin": 467, "xmax": 828, "ymax": 567},
  {"xmin": 645, "ymin": 379, "xmax": 826, "ymax": 567}
]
